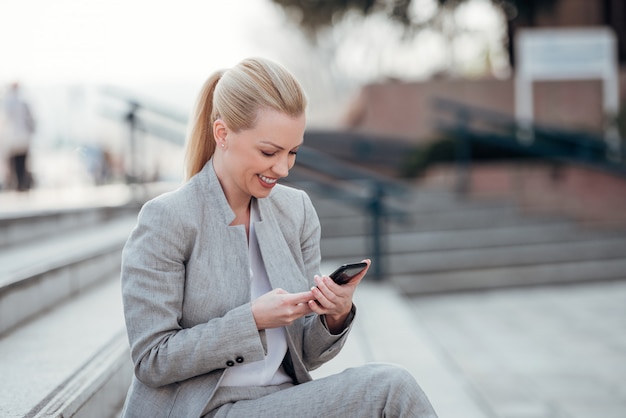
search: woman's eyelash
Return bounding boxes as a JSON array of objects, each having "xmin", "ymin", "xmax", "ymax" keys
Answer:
[{"xmin": 261, "ymin": 150, "xmax": 298, "ymax": 156}]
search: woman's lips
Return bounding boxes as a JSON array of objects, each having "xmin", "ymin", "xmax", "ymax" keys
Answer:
[{"xmin": 258, "ymin": 174, "xmax": 277, "ymax": 188}]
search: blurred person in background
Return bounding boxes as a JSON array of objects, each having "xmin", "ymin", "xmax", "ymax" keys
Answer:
[
  {"xmin": 119, "ymin": 57, "xmax": 437, "ymax": 418},
  {"xmin": 0, "ymin": 82, "xmax": 36, "ymax": 191}
]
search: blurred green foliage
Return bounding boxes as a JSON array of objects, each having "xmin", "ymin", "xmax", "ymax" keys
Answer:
[{"xmin": 270, "ymin": 0, "xmax": 557, "ymax": 38}]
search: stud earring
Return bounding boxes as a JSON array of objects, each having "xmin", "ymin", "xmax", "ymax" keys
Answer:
[{"xmin": 221, "ymin": 143, "xmax": 225, "ymax": 148}]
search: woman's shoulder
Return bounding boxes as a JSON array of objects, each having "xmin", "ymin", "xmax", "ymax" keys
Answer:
[{"xmin": 140, "ymin": 180, "xmax": 204, "ymax": 218}]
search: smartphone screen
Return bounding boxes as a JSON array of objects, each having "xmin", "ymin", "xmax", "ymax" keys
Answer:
[{"xmin": 329, "ymin": 262, "xmax": 367, "ymax": 285}]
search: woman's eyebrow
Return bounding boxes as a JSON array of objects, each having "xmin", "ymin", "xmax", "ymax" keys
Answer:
[{"xmin": 260, "ymin": 140, "xmax": 303, "ymax": 150}]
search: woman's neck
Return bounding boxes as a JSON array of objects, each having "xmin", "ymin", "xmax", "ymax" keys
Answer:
[
  {"xmin": 231, "ymin": 200, "xmax": 251, "ymax": 240},
  {"xmin": 231, "ymin": 199, "xmax": 251, "ymax": 224}
]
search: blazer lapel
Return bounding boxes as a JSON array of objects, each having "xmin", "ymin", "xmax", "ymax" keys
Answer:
[
  {"xmin": 195, "ymin": 160, "xmax": 251, "ymax": 308},
  {"xmin": 253, "ymin": 210, "xmax": 305, "ymax": 294},
  {"xmin": 254, "ymin": 196, "xmax": 310, "ymax": 374}
]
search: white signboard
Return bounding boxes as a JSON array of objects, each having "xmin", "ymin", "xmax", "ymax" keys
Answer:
[{"xmin": 515, "ymin": 28, "xmax": 619, "ymax": 140}]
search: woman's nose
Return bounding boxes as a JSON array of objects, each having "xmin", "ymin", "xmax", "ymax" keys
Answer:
[{"xmin": 273, "ymin": 155, "xmax": 290, "ymax": 177}]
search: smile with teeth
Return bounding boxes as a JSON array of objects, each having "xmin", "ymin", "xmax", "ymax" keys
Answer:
[{"xmin": 258, "ymin": 174, "xmax": 277, "ymax": 184}]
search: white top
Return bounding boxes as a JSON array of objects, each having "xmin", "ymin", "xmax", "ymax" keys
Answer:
[{"xmin": 219, "ymin": 200, "xmax": 292, "ymax": 387}]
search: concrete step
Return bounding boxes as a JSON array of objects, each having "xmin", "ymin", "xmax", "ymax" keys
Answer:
[
  {"xmin": 0, "ymin": 214, "xmax": 137, "ymax": 336},
  {"xmin": 0, "ymin": 184, "xmax": 134, "ymax": 249},
  {"xmin": 0, "ymin": 205, "xmax": 137, "ymax": 250},
  {"xmin": 318, "ymin": 205, "xmax": 570, "ymax": 238},
  {"xmin": 320, "ymin": 222, "xmax": 621, "ymax": 259},
  {"xmin": 306, "ymin": 188, "xmax": 516, "ymax": 220},
  {"xmin": 0, "ymin": 182, "xmax": 174, "ymax": 250},
  {"xmin": 292, "ymin": 177, "xmax": 541, "ymax": 226},
  {"xmin": 0, "ymin": 276, "xmax": 131, "ymax": 418},
  {"xmin": 324, "ymin": 233, "xmax": 626, "ymax": 274},
  {"xmin": 386, "ymin": 236, "xmax": 626, "ymax": 274},
  {"xmin": 391, "ymin": 257, "xmax": 626, "ymax": 294},
  {"xmin": 294, "ymin": 178, "xmax": 589, "ymax": 242}
]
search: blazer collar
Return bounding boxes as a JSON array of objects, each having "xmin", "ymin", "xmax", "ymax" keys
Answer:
[
  {"xmin": 197, "ymin": 160, "xmax": 303, "ymax": 292},
  {"xmin": 197, "ymin": 159, "xmax": 237, "ymax": 226}
]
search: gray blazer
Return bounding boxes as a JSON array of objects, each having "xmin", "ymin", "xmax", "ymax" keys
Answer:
[{"xmin": 120, "ymin": 161, "xmax": 353, "ymax": 418}]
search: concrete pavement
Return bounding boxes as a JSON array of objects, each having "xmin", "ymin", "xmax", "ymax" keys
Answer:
[
  {"xmin": 409, "ymin": 280, "xmax": 626, "ymax": 418},
  {"xmin": 312, "ymin": 278, "xmax": 626, "ymax": 418}
]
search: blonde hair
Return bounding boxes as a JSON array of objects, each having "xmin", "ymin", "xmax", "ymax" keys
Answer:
[{"xmin": 184, "ymin": 57, "xmax": 307, "ymax": 180}]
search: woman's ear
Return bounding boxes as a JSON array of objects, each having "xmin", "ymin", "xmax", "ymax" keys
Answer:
[{"xmin": 213, "ymin": 119, "xmax": 228, "ymax": 149}]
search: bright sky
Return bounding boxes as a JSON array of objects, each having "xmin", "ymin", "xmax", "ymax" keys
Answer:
[
  {"xmin": 0, "ymin": 0, "xmax": 281, "ymax": 85},
  {"xmin": 0, "ymin": 0, "xmax": 505, "ymax": 137},
  {"xmin": 0, "ymin": 0, "xmax": 504, "ymax": 86}
]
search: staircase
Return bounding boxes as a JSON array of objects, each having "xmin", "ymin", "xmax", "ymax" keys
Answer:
[
  {"xmin": 304, "ymin": 184, "xmax": 626, "ymax": 294},
  {"xmin": 0, "ymin": 185, "xmax": 171, "ymax": 418}
]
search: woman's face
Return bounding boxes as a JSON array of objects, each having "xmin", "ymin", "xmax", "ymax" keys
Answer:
[{"xmin": 215, "ymin": 108, "xmax": 305, "ymax": 205}]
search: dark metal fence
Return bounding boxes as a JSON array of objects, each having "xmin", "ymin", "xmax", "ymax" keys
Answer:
[{"xmin": 433, "ymin": 98, "xmax": 626, "ymax": 194}]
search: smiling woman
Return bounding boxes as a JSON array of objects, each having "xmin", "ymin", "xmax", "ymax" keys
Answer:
[{"xmin": 118, "ymin": 57, "xmax": 438, "ymax": 417}]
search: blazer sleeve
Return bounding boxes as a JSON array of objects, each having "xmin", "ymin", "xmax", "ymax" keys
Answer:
[{"xmin": 121, "ymin": 197, "xmax": 267, "ymax": 388}]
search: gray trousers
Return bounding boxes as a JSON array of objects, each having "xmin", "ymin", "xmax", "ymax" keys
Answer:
[{"xmin": 204, "ymin": 363, "xmax": 438, "ymax": 417}]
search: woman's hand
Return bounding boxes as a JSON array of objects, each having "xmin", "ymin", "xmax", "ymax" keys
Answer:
[
  {"xmin": 309, "ymin": 259, "xmax": 371, "ymax": 334},
  {"xmin": 251, "ymin": 288, "xmax": 315, "ymax": 330}
]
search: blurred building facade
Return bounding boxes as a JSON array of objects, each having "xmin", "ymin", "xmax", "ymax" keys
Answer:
[
  {"xmin": 339, "ymin": 0, "xmax": 626, "ymax": 227},
  {"xmin": 342, "ymin": 0, "xmax": 626, "ymax": 143}
]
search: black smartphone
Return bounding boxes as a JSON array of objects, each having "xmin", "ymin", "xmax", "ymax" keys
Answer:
[{"xmin": 329, "ymin": 262, "xmax": 368, "ymax": 285}]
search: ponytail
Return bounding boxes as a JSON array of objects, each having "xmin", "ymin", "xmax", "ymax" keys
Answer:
[{"xmin": 184, "ymin": 70, "xmax": 223, "ymax": 181}]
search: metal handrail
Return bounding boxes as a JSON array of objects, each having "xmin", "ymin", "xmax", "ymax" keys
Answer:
[{"xmin": 433, "ymin": 98, "xmax": 626, "ymax": 193}]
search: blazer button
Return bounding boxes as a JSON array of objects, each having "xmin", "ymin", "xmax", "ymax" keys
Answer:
[
  {"xmin": 226, "ymin": 360, "xmax": 235, "ymax": 367},
  {"xmin": 236, "ymin": 356, "xmax": 244, "ymax": 363}
]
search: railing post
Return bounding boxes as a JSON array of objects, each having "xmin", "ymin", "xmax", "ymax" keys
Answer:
[
  {"xmin": 368, "ymin": 182, "xmax": 385, "ymax": 281},
  {"xmin": 622, "ymin": 135, "xmax": 626, "ymax": 167},
  {"xmin": 455, "ymin": 109, "xmax": 471, "ymax": 196},
  {"xmin": 125, "ymin": 102, "xmax": 141, "ymax": 203}
]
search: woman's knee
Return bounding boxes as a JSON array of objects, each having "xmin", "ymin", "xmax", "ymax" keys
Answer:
[
  {"xmin": 359, "ymin": 363, "xmax": 437, "ymax": 416},
  {"xmin": 361, "ymin": 363, "xmax": 418, "ymax": 386},
  {"xmin": 345, "ymin": 363, "xmax": 422, "ymax": 397}
]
